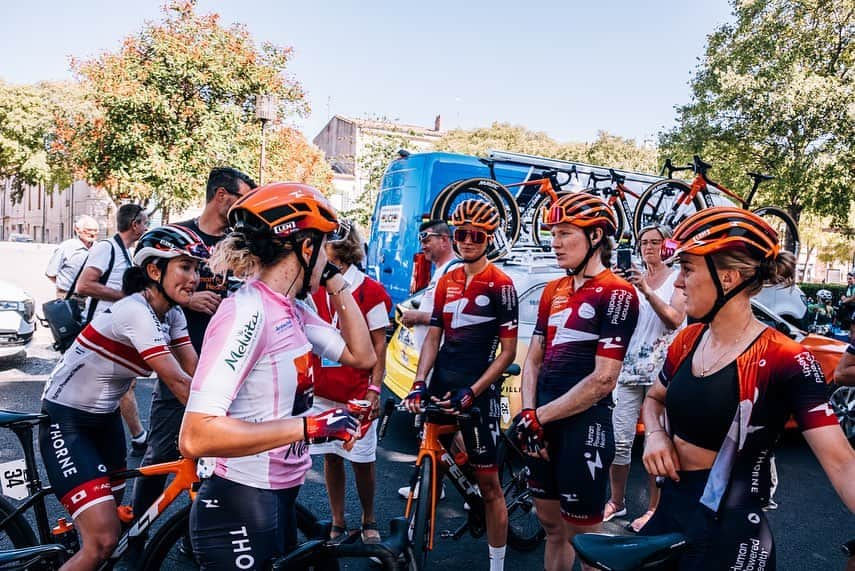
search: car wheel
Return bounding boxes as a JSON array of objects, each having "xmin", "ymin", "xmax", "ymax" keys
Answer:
[{"xmin": 830, "ymin": 386, "xmax": 855, "ymax": 447}]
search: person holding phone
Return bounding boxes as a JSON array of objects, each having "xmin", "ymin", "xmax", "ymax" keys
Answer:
[{"xmin": 603, "ymin": 225, "xmax": 686, "ymax": 532}]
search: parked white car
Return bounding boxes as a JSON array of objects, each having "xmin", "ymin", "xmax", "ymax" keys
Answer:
[{"xmin": 0, "ymin": 280, "xmax": 36, "ymax": 358}]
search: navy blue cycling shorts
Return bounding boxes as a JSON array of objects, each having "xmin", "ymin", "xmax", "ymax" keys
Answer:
[
  {"xmin": 526, "ymin": 404, "xmax": 615, "ymax": 524},
  {"xmin": 190, "ymin": 475, "xmax": 301, "ymax": 570},
  {"xmin": 38, "ymin": 400, "xmax": 126, "ymax": 518}
]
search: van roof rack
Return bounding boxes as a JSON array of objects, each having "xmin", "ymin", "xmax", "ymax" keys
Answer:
[{"xmin": 485, "ymin": 150, "xmax": 662, "ymax": 186}]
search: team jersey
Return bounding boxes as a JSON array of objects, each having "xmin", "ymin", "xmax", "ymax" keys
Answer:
[
  {"xmin": 311, "ymin": 265, "xmax": 391, "ymax": 403},
  {"xmin": 534, "ymin": 270, "xmax": 639, "ymax": 405},
  {"xmin": 42, "ymin": 294, "xmax": 191, "ymax": 414},
  {"xmin": 430, "ymin": 263, "xmax": 518, "ymax": 376},
  {"xmin": 185, "ymin": 279, "xmax": 346, "ymax": 490},
  {"xmin": 660, "ymin": 324, "xmax": 839, "ymax": 511}
]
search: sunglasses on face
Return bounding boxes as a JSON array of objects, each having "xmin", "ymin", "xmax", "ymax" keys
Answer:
[
  {"xmin": 418, "ymin": 231, "xmax": 443, "ymax": 243},
  {"xmin": 453, "ymin": 228, "xmax": 487, "ymax": 244}
]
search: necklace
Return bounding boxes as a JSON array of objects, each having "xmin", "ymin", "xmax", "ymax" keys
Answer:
[{"xmin": 699, "ymin": 322, "xmax": 753, "ymax": 377}]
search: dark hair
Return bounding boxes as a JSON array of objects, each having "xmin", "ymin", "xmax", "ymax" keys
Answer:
[
  {"xmin": 419, "ymin": 219, "xmax": 450, "ymax": 235},
  {"xmin": 121, "ymin": 257, "xmax": 168, "ymax": 295},
  {"xmin": 117, "ymin": 204, "xmax": 144, "ymax": 232},
  {"xmin": 206, "ymin": 167, "xmax": 257, "ymax": 202}
]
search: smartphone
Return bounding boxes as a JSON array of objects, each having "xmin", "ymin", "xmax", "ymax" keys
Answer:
[{"xmin": 617, "ymin": 248, "xmax": 632, "ymax": 272}]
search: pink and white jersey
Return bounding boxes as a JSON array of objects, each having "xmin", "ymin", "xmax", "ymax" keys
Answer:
[
  {"xmin": 186, "ymin": 279, "xmax": 346, "ymax": 490},
  {"xmin": 43, "ymin": 293, "xmax": 191, "ymax": 414}
]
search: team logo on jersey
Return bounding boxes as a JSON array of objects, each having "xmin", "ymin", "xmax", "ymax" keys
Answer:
[
  {"xmin": 578, "ymin": 303, "xmax": 596, "ymax": 319},
  {"xmin": 807, "ymin": 403, "xmax": 835, "ymax": 417},
  {"xmin": 599, "ymin": 337, "xmax": 624, "ymax": 350},
  {"xmin": 444, "ymin": 299, "xmax": 495, "ymax": 329},
  {"xmin": 475, "ymin": 294, "xmax": 490, "ymax": 307},
  {"xmin": 224, "ymin": 311, "xmax": 260, "ymax": 371}
]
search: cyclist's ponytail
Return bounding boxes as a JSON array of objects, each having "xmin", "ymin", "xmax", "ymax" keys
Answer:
[
  {"xmin": 711, "ymin": 249, "xmax": 795, "ymax": 296},
  {"xmin": 209, "ymin": 226, "xmax": 321, "ymax": 279}
]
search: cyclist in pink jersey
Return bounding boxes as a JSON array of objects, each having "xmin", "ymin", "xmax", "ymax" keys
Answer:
[
  {"xmin": 179, "ymin": 183, "xmax": 376, "ymax": 569},
  {"xmin": 39, "ymin": 224, "xmax": 208, "ymax": 571}
]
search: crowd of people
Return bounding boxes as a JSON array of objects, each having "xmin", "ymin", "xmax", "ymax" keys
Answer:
[{"xmin": 36, "ymin": 170, "xmax": 855, "ymax": 570}]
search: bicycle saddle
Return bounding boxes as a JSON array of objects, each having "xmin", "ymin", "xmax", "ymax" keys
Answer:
[
  {"xmin": 0, "ymin": 545, "xmax": 67, "ymax": 565},
  {"xmin": 0, "ymin": 410, "xmax": 46, "ymax": 427},
  {"xmin": 572, "ymin": 532, "xmax": 688, "ymax": 571},
  {"xmin": 746, "ymin": 172, "xmax": 775, "ymax": 182}
]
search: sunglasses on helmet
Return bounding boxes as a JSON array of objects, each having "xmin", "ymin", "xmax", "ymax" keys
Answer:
[
  {"xmin": 326, "ymin": 219, "xmax": 351, "ymax": 243},
  {"xmin": 453, "ymin": 228, "xmax": 488, "ymax": 244}
]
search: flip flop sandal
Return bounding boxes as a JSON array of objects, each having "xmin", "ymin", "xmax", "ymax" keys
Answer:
[
  {"xmin": 602, "ymin": 500, "xmax": 627, "ymax": 522},
  {"xmin": 361, "ymin": 521, "xmax": 381, "ymax": 544},
  {"xmin": 626, "ymin": 509, "xmax": 656, "ymax": 533}
]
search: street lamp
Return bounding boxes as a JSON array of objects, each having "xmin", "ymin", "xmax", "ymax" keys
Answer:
[{"xmin": 255, "ymin": 95, "xmax": 278, "ymax": 185}]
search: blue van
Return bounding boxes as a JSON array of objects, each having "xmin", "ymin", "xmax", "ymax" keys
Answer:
[{"xmin": 365, "ymin": 150, "xmax": 661, "ymax": 307}]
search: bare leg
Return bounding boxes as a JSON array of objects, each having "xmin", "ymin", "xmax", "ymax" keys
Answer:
[
  {"xmin": 59, "ymin": 500, "xmax": 120, "ymax": 570},
  {"xmin": 476, "ymin": 470, "xmax": 507, "ymax": 548},
  {"xmin": 607, "ymin": 463, "xmax": 630, "ymax": 508},
  {"xmin": 536, "ymin": 499, "xmax": 573, "ymax": 571},
  {"xmin": 352, "ymin": 461, "xmax": 379, "ymax": 541},
  {"xmin": 323, "ymin": 454, "xmax": 347, "ymax": 535}
]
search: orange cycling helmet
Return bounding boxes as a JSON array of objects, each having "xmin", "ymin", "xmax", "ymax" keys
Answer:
[
  {"xmin": 543, "ymin": 193, "xmax": 617, "ymax": 236},
  {"xmin": 228, "ymin": 182, "xmax": 342, "ymax": 240},
  {"xmin": 670, "ymin": 206, "xmax": 780, "ymax": 260},
  {"xmin": 671, "ymin": 206, "xmax": 782, "ymax": 323},
  {"xmin": 451, "ymin": 199, "xmax": 500, "ymax": 233}
]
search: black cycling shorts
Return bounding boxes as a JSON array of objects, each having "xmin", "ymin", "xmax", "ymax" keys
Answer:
[
  {"xmin": 190, "ymin": 475, "xmax": 301, "ymax": 570},
  {"xmin": 640, "ymin": 469, "xmax": 776, "ymax": 570},
  {"xmin": 429, "ymin": 368, "xmax": 501, "ymax": 472},
  {"xmin": 38, "ymin": 400, "xmax": 126, "ymax": 518},
  {"xmin": 526, "ymin": 404, "xmax": 615, "ymax": 524}
]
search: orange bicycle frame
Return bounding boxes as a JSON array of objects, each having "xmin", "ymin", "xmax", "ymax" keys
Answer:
[
  {"xmin": 404, "ymin": 421, "xmax": 459, "ymax": 551},
  {"xmin": 114, "ymin": 457, "xmax": 198, "ymax": 530}
]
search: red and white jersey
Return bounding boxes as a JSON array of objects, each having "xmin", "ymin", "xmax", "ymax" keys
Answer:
[
  {"xmin": 186, "ymin": 279, "xmax": 346, "ymax": 490},
  {"xmin": 534, "ymin": 270, "xmax": 638, "ymax": 404},
  {"xmin": 42, "ymin": 293, "xmax": 191, "ymax": 413}
]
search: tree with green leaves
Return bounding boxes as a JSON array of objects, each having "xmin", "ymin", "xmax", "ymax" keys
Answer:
[
  {"xmin": 68, "ymin": 0, "xmax": 320, "ymax": 216},
  {"xmin": 660, "ymin": 0, "xmax": 854, "ymax": 228},
  {"xmin": 0, "ymin": 81, "xmax": 89, "ymax": 201}
]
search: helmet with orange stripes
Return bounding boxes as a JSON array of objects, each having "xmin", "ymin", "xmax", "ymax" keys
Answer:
[
  {"xmin": 543, "ymin": 193, "xmax": 617, "ymax": 236},
  {"xmin": 671, "ymin": 206, "xmax": 780, "ymax": 260},
  {"xmin": 228, "ymin": 182, "xmax": 345, "ymax": 240},
  {"xmin": 451, "ymin": 199, "xmax": 500, "ymax": 233}
]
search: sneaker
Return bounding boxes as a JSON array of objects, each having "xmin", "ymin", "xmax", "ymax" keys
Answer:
[
  {"xmin": 398, "ymin": 484, "xmax": 446, "ymax": 500},
  {"xmin": 130, "ymin": 430, "xmax": 148, "ymax": 458}
]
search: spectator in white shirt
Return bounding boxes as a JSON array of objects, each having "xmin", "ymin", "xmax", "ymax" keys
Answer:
[{"xmin": 45, "ymin": 215, "xmax": 99, "ymax": 302}]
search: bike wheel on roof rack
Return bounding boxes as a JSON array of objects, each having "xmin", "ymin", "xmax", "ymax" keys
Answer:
[
  {"xmin": 430, "ymin": 178, "xmax": 521, "ymax": 260},
  {"xmin": 632, "ymin": 179, "xmax": 702, "ymax": 234},
  {"xmin": 751, "ymin": 206, "xmax": 800, "ymax": 257}
]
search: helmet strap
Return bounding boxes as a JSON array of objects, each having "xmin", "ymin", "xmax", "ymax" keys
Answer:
[
  {"xmin": 151, "ymin": 259, "xmax": 179, "ymax": 308},
  {"xmin": 567, "ymin": 232, "xmax": 600, "ymax": 277},
  {"xmin": 698, "ymin": 256, "xmax": 756, "ymax": 323},
  {"xmin": 294, "ymin": 234, "xmax": 323, "ymax": 300}
]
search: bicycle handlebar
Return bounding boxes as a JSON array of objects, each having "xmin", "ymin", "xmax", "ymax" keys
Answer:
[{"xmin": 660, "ymin": 158, "xmax": 694, "ymax": 178}]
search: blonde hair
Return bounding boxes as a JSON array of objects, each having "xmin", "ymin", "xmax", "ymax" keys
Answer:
[
  {"xmin": 209, "ymin": 229, "xmax": 300, "ymax": 279},
  {"xmin": 327, "ymin": 222, "xmax": 364, "ymax": 267},
  {"xmin": 711, "ymin": 249, "xmax": 796, "ymax": 296}
]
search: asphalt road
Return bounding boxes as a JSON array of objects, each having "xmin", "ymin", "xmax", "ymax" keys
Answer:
[{"xmin": 0, "ymin": 242, "xmax": 853, "ymax": 570}]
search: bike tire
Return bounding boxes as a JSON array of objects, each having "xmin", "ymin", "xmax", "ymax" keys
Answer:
[
  {"xmin": 528, "ymin": 191, "xmax": 569, "ymax": 248},
  {"xmin": 497, "ymin": 439, "xmax": 544, "ymax": 552},
  {"xmin": 137, "ymin": 504, "xmax": 196, "ymax": 571},
  {"xmin": 430, "ymin": 178, "xmax": 521, "ymax": 259},
  {"xmin": 407, "ymin": 456, "xmax": 433, "ymax": 571},
  {"xmin": 633, "ymin": 179, "xmax": 702, "ymax": 233},
  {"xmin": 751, "ymin": 206, "xmax": 800, "ymax": 256},
  {"xmin": 0, "ymin": 494, "xmax": 38, "ymax": 551}
]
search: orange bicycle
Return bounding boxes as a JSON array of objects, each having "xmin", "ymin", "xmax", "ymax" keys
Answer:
[
  {"xmin": 633, "ymin": 155, "xmax": 800, "ymax": 254},
  {"xmin": 378, "ymin": 367, "xmax": 543, "ymax": 570},
  {"xmin": 0, "ymin": 409, "xmax": 200, "ymax": 570}
]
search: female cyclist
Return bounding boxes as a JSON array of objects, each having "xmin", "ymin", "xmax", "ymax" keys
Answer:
[
  {"xmin": 39, "ymin": 224, "xmax": 209, "ymax": 570},
  {"xmin": 640, "ymin": 206, "xmax": 855, "ymax": 570},
  {"xmin": 513, "ymin": 193, "xmax": 639, "ymax": 571},
  {"xmin": 604, "ymin": 224, "xmax": 686, "ymax": 532},
  {"xmin": 178, "ymin": 182, "xmax": 376, "ymax": 569}
]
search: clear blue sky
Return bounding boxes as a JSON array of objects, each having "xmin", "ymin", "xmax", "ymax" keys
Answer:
[{"xmin": 1, "ymin": 0, "xmax": 733, "ymax": 144}]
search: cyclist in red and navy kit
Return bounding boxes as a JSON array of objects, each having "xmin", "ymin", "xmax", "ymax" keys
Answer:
[
  {"xmin": 640, "ymin": 207, "xmax": 855, "ymax": 570},
  {"xmin": 403, "ymin": 199, "xmax": 518, "ymax": 571},
  {"xmin": 512, "ymin": 193, "xmax": 639, "ymax": 571}
]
